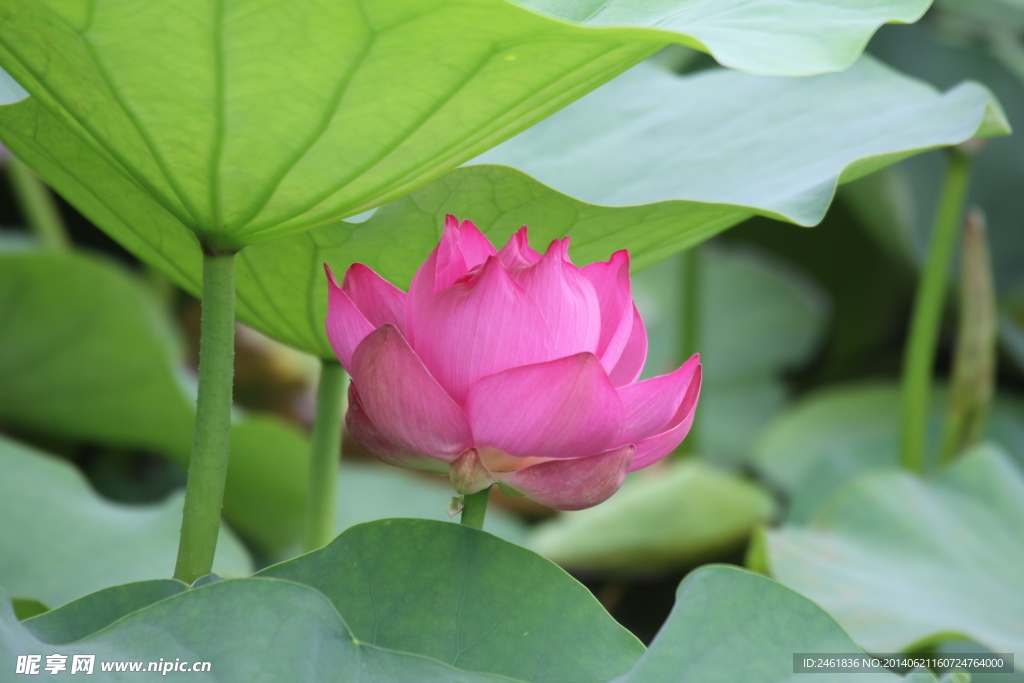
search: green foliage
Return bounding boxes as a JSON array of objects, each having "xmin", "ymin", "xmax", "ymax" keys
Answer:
[
  {"xmin": 260, "ymin": 519, "xmax": 643, "ymax": 682},
  {"xmin": 0, "ymin": 244, "xmax": 309, "ymax": 552},
  {"xmin": 635, "ymin": 246, "xmax": 827, "ymax": 463},
  {"xmin": 753, "ymin": 382, "xmax": 1024, "ymax": 522},
  {"xmin": 1, "ymin": 520, "xmax": 643, "ymax": 681},
  {"xmin": 620, "ymin": 565, "xmax": 944, "ymax": 683},
  {"xmin": 0, "ymin": 245, "xmax": 193, "ymax": 455},
  {"xmin": 762, "ymin": 445, "xmax": 1024, "ymax": 655},
  {"xmin": 4, "ymin": 580, "xmax": 520, "ymax": 681},
  {"xmin": 22, "ymin": 580, "xmax": 185, "ymax": 644},
  {"xmin": 0, "ymin": 434, "xmax": 250, "ymax": 608},
  {"xmin": 479, "ymin": 57, "xmax": 1007, "ymax": 228},
  {"xmin": 32, "ymin": 55, "xmax": 1001, "ymax": 361},
  {"xmin": 0, "ymin": 523, "xmax": 953, "ymax": 682},
  {"xmin": 870, "ymin": 22, "xmax": 1024, "ymax": 372},
  {"xmin": 528, "ymin": 460, "xmax": 774, "ymax": 573},
  {"xmin": 0, "ymin": 0, "xmax": 927, "ymax": 251}
]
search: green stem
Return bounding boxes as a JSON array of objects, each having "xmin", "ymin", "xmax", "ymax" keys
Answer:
[
  {"xmin": 678, "ymin": 247, "xmax": 702, "ymax": 454},
  {"xmin": 303, "ymin": 360, "xmax": 348, "ymax": 552},
  {"xmin": 899, "ymin": 150, "xmax": 972, "ymax": 474},
  {"xmin": 174, "ymin": 250, "xmax": 237, "ymax": 584},
  {"xmin": 7, "ymin": 156, "xmax": 70, "ymax": 250},
  {"xmin": 460, "ymin": 488, "xmax": 490, "ymax": 530}
]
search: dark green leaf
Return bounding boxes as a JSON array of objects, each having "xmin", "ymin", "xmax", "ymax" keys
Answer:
[
  {"xmin": 23, "ymin": 580, "xmax": 185, "ymax": 645},
  {"xmin": 619, "ymin": 564, "xmax": 945, "ymax": 683},
  {"xmin": 259, "ymin": 518, "xmax": 645, "ymax": 682},
  {"xmin": 0, "ymin": 579, "xmax": 515, "ymax": 681}
]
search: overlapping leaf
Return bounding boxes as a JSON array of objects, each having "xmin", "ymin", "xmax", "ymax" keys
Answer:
[
  {"xmin": 477, "ymin": 57, "xmax": 1006, "ymax": 227},
  {"xmin": 0, "ymin": 434, "xmax": 250, "ymax": 608},
  {"xmin": 761, "ymin": 445, "xmax": 1024, "ymax": 655},
  {"xmin": 3, "ymin": 520, "xmax": 647, "ymax": 682},
  {"xmin": 18, "ymin": 56, "xmax": 1000, "ymax": 360},
  {"xmin": 259, "ymin": 519, "xmax": 644, "ymax": 682},
  {"xmin": 619, "ymin": 565, "xmax": 950, "ymax": 683},
  {"xmin": 0, "ymin": 522, "xmax": 953, "ymax": 682},
  {"xmin": 0, "ymin": 0, "xmax": 931, "ymax": 250}
]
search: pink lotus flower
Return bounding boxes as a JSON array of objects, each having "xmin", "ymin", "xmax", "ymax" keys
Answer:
[{"xmin": 325, "ymin": 215, "xmax": 700, "ymax": 511}]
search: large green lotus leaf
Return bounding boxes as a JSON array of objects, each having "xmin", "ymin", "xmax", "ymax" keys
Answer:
[
  {"xmin": 0, "ymin": 0, "xmax": 929, "ymax": 251},
  {"xmin": 31, "ymin": 55, "xmax": 999, "ymax": 363},
  {"xmin": 762, "ymin": 445, "xmax": 1024, "ymax": 655},
  {"xmin": 633, "ymin": 246, "xmax": 826, "ymax": 463},
  {"xmin": 259, "ymin": 519, "xmax": 645, "ymax": 683},
  {"xmin": 0, "ymin": 580, "xmax": 519, "ymax": 682},
  {"xmin": 0, "ymin": 434, "xmax": 251, "ymax": 608},
  {"xmin": 0, "ymin": 557, "xmax": 954, "ymax": 682},
  {"xmin": 753, "ymin": 382, "xmax": 1024, "ymax": 523},
  {"xmin": 528, "ymin": 460, "xmax": 774, "ymax": 574},
  {"xmin": 477, "ymin": 57, "xmax": 1007, "ymax": 227},
  {"xmin": 618, "ymin": 565, "xmax": 947, "ymax": 683}
]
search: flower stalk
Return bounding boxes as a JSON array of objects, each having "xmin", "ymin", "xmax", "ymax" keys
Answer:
[
  {"xmin": 303, "ymin": 360, "xmax": 348, "ymax": 552},
  {"xmin": 937, "ymin": 209, "xmax": 996, "ymax": 466},
  {"xmin": 460, "ymin": 487, "xmax": 490, "ymax": 530},
  {"xmin": 7, "ymin": 156, "xmax": 70, "ymax": 250},
  {"xmin": 899, "ymin": 149, "xmax": 972, "ymax": 474},
  {"xmin": 174, "ymin": 250, "xmax": 237, "ymax": 584}
]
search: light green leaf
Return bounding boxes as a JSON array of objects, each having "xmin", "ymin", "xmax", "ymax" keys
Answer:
[
  {"xmin": 0, "ymin": 0, "xmax": 925, "ymax": 250},
  {"xmin": 519, "ymin": 0, "xmax": 931, "ymax": 76},
  {"xmin": 477, "ymin": 57, "xmax": 1008, "ymax": 229},
  {"xmin": 259, "ymin": 519, "xmax": 645, "ymax": 682},
  {"xmin": 24, "ymin": 54, "xmax": 990, "ymax": 363},
  {"xmin": 619, "ymin": 565, "xmax": 945, "ymax": 683},
  {"xmin": 528, "ymin": 460, "xmax": 774, "ymax": 574},
  {"xmin": 0, "ymin": 434, "xmax": 251, "ymax": 608},
  {"xmin": 763, "ymin": 445, "xmax": 1024, "ymax": 655},
  {"xmin": 753, "ymin": 382, "xmax": 1024, "ymax": 522},
  {"xmin": 1, "ymin": 55, "xmax": 1002, "ymax": 356}
]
